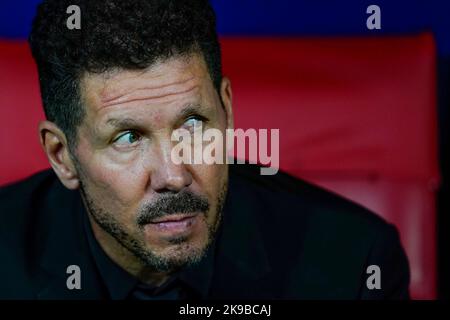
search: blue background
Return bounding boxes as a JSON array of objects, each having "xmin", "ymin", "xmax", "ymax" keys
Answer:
[{"xmin": 0, "ymin": 1, "xmax": 449, "ymax": 54}]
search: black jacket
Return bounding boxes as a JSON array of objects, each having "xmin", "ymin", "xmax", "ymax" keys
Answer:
[{"xmin": 0, "ymin": 164, "xmax": 410, "ymax": 299}]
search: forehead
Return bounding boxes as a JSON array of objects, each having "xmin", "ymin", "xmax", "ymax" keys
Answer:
[{"xmin": 81, "ymin": 54, "xmax": 212, "ymax": 114}]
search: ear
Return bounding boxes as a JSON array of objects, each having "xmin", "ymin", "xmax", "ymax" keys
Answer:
[
  {"xmin": 38, "ymin": 121, "xmax": 80, "ymax": 190},
  {"xmin": 220, "ymin": 77, "xmax": 234, "ymax": 130}
]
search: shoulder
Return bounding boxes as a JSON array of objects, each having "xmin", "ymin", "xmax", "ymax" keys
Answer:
[
  {"xmin": 228, "ymin": 164, "xmax": 409, "ymax": 298},
  {"xmin": 229, "ymin": 163, "xmax": 392, "ymax": 237},
  {"xmin": 0, "ymin": 170, "xmax": 63, "ymax": 298},
  {"xmin": 0, "ymin": 170, "xmax": 58, "ymax": 230},
  {"xmin": 0, "ymin": 170, "xmax": 64, "ymax": 252},
  {"xmin": 0, "ymin": 170, "xmax": 65, "ymax": 266}
]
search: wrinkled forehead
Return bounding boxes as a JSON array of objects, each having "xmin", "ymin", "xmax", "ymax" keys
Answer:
[{"xmin": 80, "ymin": 54, "xmax": 212, "ymax": 113}]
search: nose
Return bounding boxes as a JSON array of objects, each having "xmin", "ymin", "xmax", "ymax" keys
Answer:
[{"xmin": 149, "ymin": 139, "xmax": 193, "ymax": 193}]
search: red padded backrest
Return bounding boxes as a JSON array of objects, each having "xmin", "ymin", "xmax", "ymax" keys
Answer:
[
  {"xmin": 0, "ymin": 34, "xmax": 439, "ymax": 299},
  {"xmin": 0, "ymin": 41, "xmax": 47, "ymax": 184},
  {"xmin": 221, "ymin": 34, "xmax": 439, "ymax": 299}
]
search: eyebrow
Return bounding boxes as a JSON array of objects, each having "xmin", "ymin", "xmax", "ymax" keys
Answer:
[
  {"xmin": 178, "ymin": 103, "xmax": 209, "ymax": 119},
  {"xmin": 105, "ymin": 117, "xmax": 140, "ymax": 130}
]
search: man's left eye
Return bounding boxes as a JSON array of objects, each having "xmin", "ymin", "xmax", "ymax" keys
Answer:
[{"xmin": 184, "ymin": 116, "xmax": 204, "ymax": 131}]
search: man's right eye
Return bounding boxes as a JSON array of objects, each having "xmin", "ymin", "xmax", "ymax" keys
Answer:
[{"xmin": 112, "ymin": 131, "xmax": 141, "ymax": 146}]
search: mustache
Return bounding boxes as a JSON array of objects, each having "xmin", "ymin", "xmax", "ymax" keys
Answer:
[{"xmin": 136, "ymin": 191, "xmax": 210, "ymax": 226}]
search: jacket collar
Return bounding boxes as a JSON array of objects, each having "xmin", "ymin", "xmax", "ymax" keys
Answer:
[
  {"xmin": 208, "ymin": 170, "xmax": 272, "ymax": 298},
  {"xmin": 221, "ymin": 188, "xmax": 271, "ymax": 279}
]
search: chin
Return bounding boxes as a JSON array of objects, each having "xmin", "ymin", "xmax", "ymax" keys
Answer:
[
  {"xmin": 161, "ymin": 232, "xmax": 209, "ymax": 258},
  {"xmin": 145, "ymin": 240, "xmax": 209, "ymax": 272},
  {"xmin": 136, "ymin": 214, "xmax": 219, "ymax": 271}
]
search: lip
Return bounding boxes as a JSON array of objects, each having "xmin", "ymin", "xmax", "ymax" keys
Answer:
[
  {"xmin": 149, "ymin": 213, "xmax": 198, "ymax": 224},
  {"xmin": 143, "ymin": 213, "xmax": 201, "ymax": 237}
]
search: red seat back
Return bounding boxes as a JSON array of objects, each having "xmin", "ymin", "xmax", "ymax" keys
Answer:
[
  {"xmin": 221, "ymin": 34, "xmax": 439, "ymax": 299},
  {"xmin": 0, "ymin": 41, "xmax": 48, "ymax": 184}
]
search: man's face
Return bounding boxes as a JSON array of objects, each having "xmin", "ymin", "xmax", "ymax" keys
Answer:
[{"xmin": 73, "ymin": 54, "xmax": 231, "ymax": 272}]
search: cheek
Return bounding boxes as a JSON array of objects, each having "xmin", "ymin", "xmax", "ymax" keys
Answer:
[
  {"xmin": 191, "ymin": 163, "xmax": 227, "ymax": 210},
  {"xmin": 78, "ymin": 151, "xmax": 149, "ymax": 216}
]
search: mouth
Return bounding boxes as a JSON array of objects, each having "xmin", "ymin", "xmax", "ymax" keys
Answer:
[
  {"xmin": 144, "ymin": 213, "xmax": 201, "ymax": 236},
  {"xmin": 149, "ymin": 213, "xmax": 198, "ymax": 224}
]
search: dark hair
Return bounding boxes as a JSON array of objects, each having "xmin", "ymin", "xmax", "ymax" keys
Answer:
[{"xmin": 29, "ymin": 0, "xmax": 222, "ymax": 148}]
